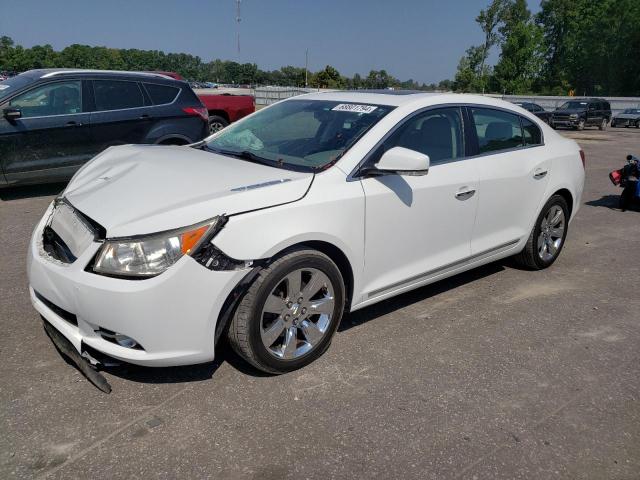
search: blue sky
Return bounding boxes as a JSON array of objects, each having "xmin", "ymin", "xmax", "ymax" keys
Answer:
[{"xmin": 0, "ymin": 0, "xmax": 540, "ymax": 83}]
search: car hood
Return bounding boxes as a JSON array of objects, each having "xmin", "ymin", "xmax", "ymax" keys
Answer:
[
  {"xmin": 615, "ymin": 113, "xmax": 640, "ymax": 119},
  {"xmin": 63, "ymin": 145, "xmax": 314, "ymax": 237}
]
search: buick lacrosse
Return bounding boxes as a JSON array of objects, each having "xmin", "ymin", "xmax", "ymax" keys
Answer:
[{"xmin": 28, "ymin": 91, "xmax": 585, "ymax": 374}]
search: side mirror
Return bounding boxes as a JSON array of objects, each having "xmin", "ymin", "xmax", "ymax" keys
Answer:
[
  {"xmin": 3, "ymin": 107, "xmax": 22, "ymax": 120},
  {"xmin": 364, "ymin": 146, "xmax": 430, "ymax": 177}
]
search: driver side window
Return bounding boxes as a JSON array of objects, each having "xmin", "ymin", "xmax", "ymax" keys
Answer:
[
  {"xmin": 9, "ymin": 81, "xmax": 82, "ymax": 118},
  {"xmin": 382, "ymin": 107, "xmax": 464, "ymax": 165}
]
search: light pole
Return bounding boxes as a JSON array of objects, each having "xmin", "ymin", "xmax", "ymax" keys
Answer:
[{"xmin": 305, "ymin": 49, "xmax": 308, "ymax": 88}]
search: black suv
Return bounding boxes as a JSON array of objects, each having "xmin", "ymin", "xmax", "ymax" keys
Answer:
[
  {"xmin": 0, "ymin": 69, "xmax": 209, "ymax": 187},
  {"xmin": 550, "ymin": 98, "xmax": 611, "ymax": 131}
]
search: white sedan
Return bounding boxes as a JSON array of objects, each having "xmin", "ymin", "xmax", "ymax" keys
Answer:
[{"xmin": 28, "ymin": 91, "xmax": 585, "ymax": 374}]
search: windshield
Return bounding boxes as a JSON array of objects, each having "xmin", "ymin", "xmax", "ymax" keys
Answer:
[
  {"xmin": 205, "ymin": 99, "xmax": 394, "ymax": 172},
  {"xmin": 0, "ymin": 74, "xmax": 34, "ymax": 101},
  {"xmin": 623, "ymin": 109, "xmax": 640, "ymax": 114},
  {"xmin": 558, "ymin": 101, "xmax": 588, "ymax": 110}
]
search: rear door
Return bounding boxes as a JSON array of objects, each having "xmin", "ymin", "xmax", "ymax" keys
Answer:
[
  {"xmin": 468, "ymin": 107, "xmax": 550, "ymax": 255},
  {"xmin": 89, "ymin": 79, "xmax": 154, "ymax": 150},
  {"xmin": 0, "ymin": 79, "xmax": 94, "ymax": 185}
]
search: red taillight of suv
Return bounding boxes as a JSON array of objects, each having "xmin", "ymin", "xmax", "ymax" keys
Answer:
[
  {"xmin": 579, "ymin": 149, "xmax": 586, "ymax": 169},
  {"xmin": 183, "ymin": 106, "xmax": 209, "ymax": 122}
]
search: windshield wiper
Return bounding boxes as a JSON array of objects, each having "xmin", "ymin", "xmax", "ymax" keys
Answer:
[{"xmin": 205, "ymin": 146, "xmax": 275, "ymax": 167}]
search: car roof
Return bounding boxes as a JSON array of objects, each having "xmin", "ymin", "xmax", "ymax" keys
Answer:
[{"xmin": 292, "ymin": 90, "xmax": 531, "ymax": 111}]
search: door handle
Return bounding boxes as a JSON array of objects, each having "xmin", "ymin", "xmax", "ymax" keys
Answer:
[
  {"xmin": 139, "ymin": 114, "xmax": 152, "ymax": 120},
  {"xmin": 533, "ymin": 169, "xmax": 548, "ymax": 179},
  {"xmin": 455, "ymin": 188, "xmax": 476, "ymax": 200},
  {"xmin": 65, "ymin": 121, "xmax": 82, "ymax": 127}
]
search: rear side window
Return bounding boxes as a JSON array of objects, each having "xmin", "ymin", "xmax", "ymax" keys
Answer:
[
  {"xmin": 471, "ymin": 108, "xmax": 523, "ymax": 153},
  {"xmin": 93, "ymin": 80, "xmax": 144, "ymax": 111},
  {"xmin": 521, "ymin": 117, "xmax": 542, "ymax": 146},
  {"xmin": 383, "ymin": 107, "xmax": 464, "ymax": 165},
  {"xmin": 144, "ymin": 83, "xmax": 179, "ymax": 105}
]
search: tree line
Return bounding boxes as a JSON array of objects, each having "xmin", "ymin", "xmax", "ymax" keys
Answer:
[
  {"xmin": 454, "ymin": 0, "xmax": 640, "ymax": 96},
  {"xmin": 2, "ymin": 0, "xmax": 638, "ymax": 96},
  {"xmin": 0, "ymin": 36, "xmax": 451, "ymax": 91}
]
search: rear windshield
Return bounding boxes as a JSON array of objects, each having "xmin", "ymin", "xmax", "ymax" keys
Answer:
[
  {"xmin": 0, "ymin": 74, "xmax": 35, "ymax": 101},
  {"xmin": 558, "ymin": 101, "xmax": 588, "ymax": 110}
]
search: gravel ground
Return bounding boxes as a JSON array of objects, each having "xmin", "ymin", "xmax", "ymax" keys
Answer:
[{"xmin": 1, "ymin": 127, "xmax": 639, "ymax": 480}]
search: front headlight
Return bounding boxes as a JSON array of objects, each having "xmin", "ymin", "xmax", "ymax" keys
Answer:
[
  {"xmin": 93, "ymin": 217, "xmax": 222, "ymax": 277},
  {"xmin": 570, "ymin": 113, "xmax": 578, "ymax": 119}
]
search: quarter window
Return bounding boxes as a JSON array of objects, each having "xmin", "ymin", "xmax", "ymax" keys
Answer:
[
  {"xmin": 471, "ymin": 108, "xmax": 523, "ymax": 153},
  {"xmin": 144, "ymin": 83, "xmax": 179, "ymax": 105},
  {"xmin": 9, "ymin": 81, "xmax": 82, "ymax": 118},
  {"xmin": 93, "ymin": 80, "xmax": 144, "ymax": 111},
  {"xmin": 382, "ymin": 107, "xmax": 464, "ymax": 165},
  {"xmin": 521, "ymin": 117, "xmax": 542, "ymax": 146}
]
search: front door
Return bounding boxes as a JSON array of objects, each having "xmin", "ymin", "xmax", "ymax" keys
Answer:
[
  {"xmin": 360, "ymin": 107, "xmax": 479, "ymax": 301},
  {"xmin": 0, "ymin": 80, "xmax": 94, "ymax": 184}
]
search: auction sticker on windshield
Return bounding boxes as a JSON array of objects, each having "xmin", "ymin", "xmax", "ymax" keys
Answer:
[{"xmin": 332, "ymin": 104, "xmax": 378, "ymax": 114}]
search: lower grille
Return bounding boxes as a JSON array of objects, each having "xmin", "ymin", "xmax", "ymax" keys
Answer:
[{"xmin": 34, "ymin": 291, "xmax": 78, "ymax": 326}]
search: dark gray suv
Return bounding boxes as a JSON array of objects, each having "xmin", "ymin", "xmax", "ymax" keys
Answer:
[
  {"xmin": 550, "ymin": 98, "xmax": 612, "ymax": 131},
  {"xmin": 0, "ymin": 69, "xmax": 209, "ymax": 187}
]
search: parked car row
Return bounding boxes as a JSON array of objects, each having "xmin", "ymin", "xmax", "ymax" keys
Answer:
[
  {"xmin": 0, "ymin": 69, "xmax": 255, "ymax": 187},
  {"xmin": 612, "ymin": 108, "xmax": 640, "ymax": 128},
  {"xmin": 513, "ymin": 98, "xmax": 614, "ymax": 131}
]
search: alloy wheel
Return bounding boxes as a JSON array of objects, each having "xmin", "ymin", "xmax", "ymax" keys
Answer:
[
  {"xmin": 260, "ymin": 267, "xmax": 335, "ymax": 360},
  {"xmin": 537, "ymin": 205, "xmax": 565, "ymax": 262},
  {"xmin": 209, "ymin": 121, "xmax": 225, "ymax": 134}
]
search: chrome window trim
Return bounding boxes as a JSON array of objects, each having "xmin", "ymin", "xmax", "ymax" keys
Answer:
[{"xmin": 141, "ymin": 82, "xmax": 181, "ymax": 106}]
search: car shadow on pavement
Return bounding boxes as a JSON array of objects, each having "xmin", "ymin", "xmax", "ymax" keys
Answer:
[
  {"xmin": 584, "ymin": 194, "xmax": 639, "ymax": 211},
  {"xmin": 338, "ymin": 261, "xmax": 506, "ymax": 333},
  {"xmin": 103, "ymin": 360, "xmax": 222, "ymax": 384},
  {"xmin": 0, "ymin": 183, "xmax": 67, "ymax": 201}
]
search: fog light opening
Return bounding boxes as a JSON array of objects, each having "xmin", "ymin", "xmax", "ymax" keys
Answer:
[{"xmin": 97, "ymin": 328, "xmax": 144, "ymax": 350}]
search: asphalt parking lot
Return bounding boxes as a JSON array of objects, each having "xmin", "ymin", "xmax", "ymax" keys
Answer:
[{"xmin": 1, "ymin": 127, "xmax": 639, "ymax": 479}]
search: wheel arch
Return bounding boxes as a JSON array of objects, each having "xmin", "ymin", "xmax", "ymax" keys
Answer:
[
  {"xmin": 213, "ymin": 240, "xmax": 355, "ymax": 348},
  {"xmin": 553, "ymin": 188, "xmax": 574, "ymax": 217},
  {"xmin": 207, "ymin": 110, "xmax": 230, "ymax": 123}
]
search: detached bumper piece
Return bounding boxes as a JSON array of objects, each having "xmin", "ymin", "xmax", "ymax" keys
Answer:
[{"xmin": 42, "ymin": 319, "xmax": 112, "ymax": 394}]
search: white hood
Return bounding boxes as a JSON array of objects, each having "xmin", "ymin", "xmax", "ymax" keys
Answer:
[{"xmin": 64, "ymin": 145, "xmax": 314, "ymax": 237}]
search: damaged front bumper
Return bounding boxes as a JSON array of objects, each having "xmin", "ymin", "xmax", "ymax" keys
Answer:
[{"xmin": 28, "ymin": 204, "xmax": 247, "ymax": 368}]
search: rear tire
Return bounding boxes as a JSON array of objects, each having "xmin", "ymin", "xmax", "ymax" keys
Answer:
[
  {"xmin": 227, "ymin": 248, "xmax": 345, "ymax": 374},
  {"xmin": 514, "ymin": 195, "xmax": 569, "ymax": 270},
  {"xmin": 208, "ymin": 115, "xmax": 229, "ymax": 134}
]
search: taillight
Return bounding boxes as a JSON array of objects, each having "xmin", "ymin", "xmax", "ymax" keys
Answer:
[
  {"xmin": 183, "ymin": 106, "xmax": 209, "ymax": 122},
  {"xmin": 579, "ymin": 149, "xmax": 586, "ymax": 169}
]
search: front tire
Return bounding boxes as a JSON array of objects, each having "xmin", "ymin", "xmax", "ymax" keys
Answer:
[
  {"xmin": 576, "ymin": 119, "xmax": 585, "ymax": 131},
  {"xmin": 599, "ymin": 118, "xmax": 607, "ymax": 130},
  {"xmin": 227, "ymin": 249, "xmax": 345, "ymax": 374},
  {"xmin": 514, "ymin": 195, "xmax": 569, "ymax": 270}
]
